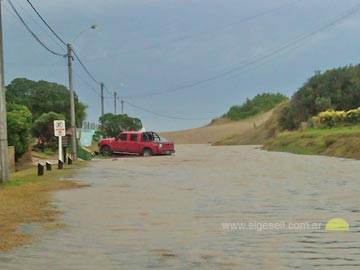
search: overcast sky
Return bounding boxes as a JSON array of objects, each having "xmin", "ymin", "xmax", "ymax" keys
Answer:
[{"xmin": 3, "ymin": 0, "xmax": 360, "ymax": 131}]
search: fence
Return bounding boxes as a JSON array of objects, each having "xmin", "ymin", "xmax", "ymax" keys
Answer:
[{"xmin": 82, "ymin": 122, "xmax": 99, "ymax": 131}]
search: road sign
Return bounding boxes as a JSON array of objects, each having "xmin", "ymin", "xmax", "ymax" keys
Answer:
[
  {"xmin": 54, "ymin": 120, "xmax": 66, "ymax": 162},
  {"xmin": 54, "ymin": 120, "xmax": 66, "ymax": 137}
]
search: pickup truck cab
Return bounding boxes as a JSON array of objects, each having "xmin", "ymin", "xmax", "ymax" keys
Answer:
[{"xmin": 99, "ymin": 131, "xmax": 175, "ymax": 156}]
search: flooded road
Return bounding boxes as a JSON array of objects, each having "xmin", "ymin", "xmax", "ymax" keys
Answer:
[{"xmin": 1, "ymin": 145, "xmax": 359, "ymax": 269}]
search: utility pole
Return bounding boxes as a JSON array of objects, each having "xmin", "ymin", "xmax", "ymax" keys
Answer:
[
  {"xmin": 100, "ymin": 82, "xmax": 104, "ymax": 117},
  {"xmin": 67, "ymin": 44, "xmax": 77, "ymax": 161},
  {"xmin": 114, "ymin": 91, "xmax": 117, "ymax": 115},
  {"xmin": 121, "ymin": 100, "xmax": 124, "ymax": 114},
  {"xmin": 0, "ymin": 2, "xmax": 8, "ymax": 182}
]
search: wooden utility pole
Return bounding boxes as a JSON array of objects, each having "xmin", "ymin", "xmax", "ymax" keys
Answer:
[
  {"xmin": 67, "ymin": 43, "xmax": 77, "ymax": 161},
  {"xmin": 114, "ymin": 91, "xmax": 117, "ymax": 115},
  {"xmin": 121, "ymin": 100, "xmax": 124, "ymax": 114},
  {"xmin": 0, "ymin": 2, "xmax": 9, "ymax": 182},
  {"xmin": 100, "ymin": 82, "xmax": 104, "ymax": 117}
]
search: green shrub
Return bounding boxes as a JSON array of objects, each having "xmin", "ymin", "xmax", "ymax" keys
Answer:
[
  {"xmin": 225, "ymin": 93, "xmax": 288, "ymax": 121},
  {"xmin": 6, "ymin": 103, "xmax": 33, "ymax": 160},
  {"xmin": 33, "ymin": 112, "xmax": 66, "ymax": 150}
]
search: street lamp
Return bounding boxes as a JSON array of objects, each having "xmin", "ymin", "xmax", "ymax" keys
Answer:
[
  {"xmin": 67, "ymin": 25, "xmax": 97, "ymax": 161},
  {"xmin": 72, "ymin": 24, "xmax": 98, "ymax": 44}
]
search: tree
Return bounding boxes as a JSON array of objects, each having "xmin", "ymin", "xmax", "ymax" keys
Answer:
[
  {"xmin": 6, "ymin": 103, "xmax": 33, "ymax": 160},
  {"xmin": 97, "ymin": 113, "xmax": 142, "ymax": 138},
  {"xmin": 282, "ymin": 65, "xmax": 360, "ymax": 129},
  {"xmin": 33, "ymin": 112, "xmax": 66, "ymax": 150},
  {"xmin": 6, "ymin": 78, "xmax": 87, "ymax": 127},
  {"xmin": 278, "ymin": 104, "xmax": 296, "ymax": 130}
]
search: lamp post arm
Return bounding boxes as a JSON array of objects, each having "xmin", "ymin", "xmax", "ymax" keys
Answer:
[{"xmin": 71, "ymin": 24, "xmax": 98, "ymax": 44}]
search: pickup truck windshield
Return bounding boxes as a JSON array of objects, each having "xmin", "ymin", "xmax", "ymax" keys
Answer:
[{"xmin": 142, "ymin": 132, "xmax": 161, "ymax": 142}]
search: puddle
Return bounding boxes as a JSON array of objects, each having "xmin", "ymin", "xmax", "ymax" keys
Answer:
[
  {"xmin": 1, "ymin": 145, "xmax": 359, "ymax": 269},
  {"xmin": 19, "ymin": 223, "xmax": 41, "ymax": 234}
]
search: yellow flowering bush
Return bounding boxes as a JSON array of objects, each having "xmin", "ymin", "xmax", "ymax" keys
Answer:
[
  {"xmin": 312, "ymin": 108, "xmax": 360, "ymax": 127},
  {"xmin": 345, "ymin": 108, "xmax": 360, "ymax": 123}
]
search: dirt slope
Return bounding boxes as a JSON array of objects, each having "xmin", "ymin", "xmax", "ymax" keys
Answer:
[
  {"xmin": 160, "ymin": 110, "xmax": 274, "ymax": 144},
  {"xmin": 214, "ymin": 101, "xmax": 289, "ymax": 146}
]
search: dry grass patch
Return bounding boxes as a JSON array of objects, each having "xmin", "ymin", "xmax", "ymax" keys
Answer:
[{"xmin": 0, "ymin": 164, "xmax": 88, "ymax": 250}]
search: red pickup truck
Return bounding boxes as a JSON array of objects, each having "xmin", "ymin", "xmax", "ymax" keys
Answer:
[{"xmin": 99, "ymin": 131, "xmax": 175, "ymax": 156}]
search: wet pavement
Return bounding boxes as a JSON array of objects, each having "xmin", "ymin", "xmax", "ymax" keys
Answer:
[{"xmin": 0, "ymin": 145, "xmax": 359, "ymax": 269}]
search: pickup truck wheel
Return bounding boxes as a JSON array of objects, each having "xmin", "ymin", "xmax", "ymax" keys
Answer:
[
  {"xmin": 101, "ymin": 146, "xmax": 113, "ymax": 156},
  {"xmin": 142, "ymin": 148, "xmax": 153, "ymax": 157}
]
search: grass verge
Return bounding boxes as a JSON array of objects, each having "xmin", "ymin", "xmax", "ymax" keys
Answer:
[
  {"xmin": 264, "ymin": 126, "xmax": 360, "ymax": 159},
  {"xmin": 0, "ymin": 162, "xmax": 88, "ymax": 250}
]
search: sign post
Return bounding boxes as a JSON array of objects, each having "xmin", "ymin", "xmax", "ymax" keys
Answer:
[{"xmin": 54, "ymin": 120, "xmax": 66, "ymax": 162}]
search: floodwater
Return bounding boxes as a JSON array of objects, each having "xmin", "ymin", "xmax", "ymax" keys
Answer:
[{"xmin": 1, "ymin": 145, "xmax": 359, "ymax": 269}]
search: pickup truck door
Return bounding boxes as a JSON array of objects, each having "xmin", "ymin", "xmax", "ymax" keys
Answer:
[
  {"xmin": 127, "ymin": 134, "xmax": 141, "ymax": 153},
  {"xmin": 112, "ymin": 133, "xmax": 128, "ymax": 152}
]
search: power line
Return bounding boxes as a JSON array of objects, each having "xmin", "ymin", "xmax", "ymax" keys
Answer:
[
  {"xmin": 8, "ymin": 0, "xmax": 360, "ymax": 122},
  {"xmin": 13, "ymin": 13, "xmax": 103, "ymax": 103},
  {"xmin": 103, "ymin": 0, "xmax": 302, "ymax": 57},
  {"xmin": 72, "ymin": 50, "xmax": 101, "ymax": 85},
  {"xmin": 123, "ymin": 2, "xmax": 360, "ymax": 99},
  {"xmin": 73, "ymin": 69, "xmax": 101, "ymax": 97},
  {"xmin": 25, "ymin": 0, "xmax": 67, "ymax": 46},
  {"xmin": 11, "ymin": 0, "xmax": 64, "ymax": 51},
  {"xmin": 7, "ymin": 0, "xmax": 65, "ymax": 57},
  {"xmin": 23, "ymin": 0, "xmax": 103, "ymax": 94},
  {"xmin": 125, "ymin": 100, "xmax": 216, "ymax": 121},
  {"xmin": 103, "ymin": 85, "xmax": 114, "ymax": 97}
]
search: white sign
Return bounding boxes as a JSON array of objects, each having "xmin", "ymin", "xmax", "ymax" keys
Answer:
[
  {"xmin": 54, "ymin": 120, "xmax": 66, "ymax": 137},
  {"xmin": 54, "ymin": 120, "xmax": 66, "ymax": 162}
]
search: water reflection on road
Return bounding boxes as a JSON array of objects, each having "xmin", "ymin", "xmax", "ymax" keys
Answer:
[{"xmin": 1, "ymin": 145, "xmax": 359, "ymax": 269}]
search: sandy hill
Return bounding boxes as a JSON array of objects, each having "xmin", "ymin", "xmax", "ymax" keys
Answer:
[
  {"xmin": 213, "ymin": 101, "xmax": 289, "ymax": 146},
  {"xmin": 160, "ymin": 109, "xmax": 274, "ymax": 144}
]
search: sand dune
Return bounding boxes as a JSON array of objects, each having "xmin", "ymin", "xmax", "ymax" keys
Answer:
[{"xmin": 160, "ymin": 110, "xmax": 273, "ymax": 144}]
